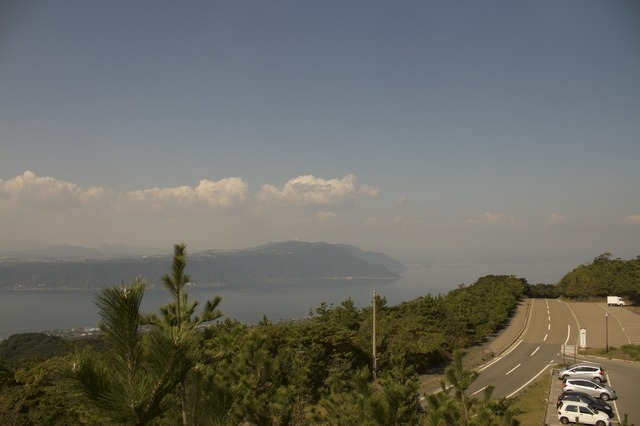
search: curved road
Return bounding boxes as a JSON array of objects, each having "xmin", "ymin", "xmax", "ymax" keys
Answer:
[{"xmin": 465, "ymin": 299, "xmax": 640, "ymax": 424}]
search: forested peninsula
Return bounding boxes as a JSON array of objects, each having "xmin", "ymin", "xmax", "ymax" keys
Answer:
[{"xmin": 0, "ymin": 241, "xmax": 405, "ymax": 289}]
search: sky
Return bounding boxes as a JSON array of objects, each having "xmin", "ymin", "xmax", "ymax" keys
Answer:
[{"xmin": 1, "ymin": 1, "xmax": 639, "ymax": 263}]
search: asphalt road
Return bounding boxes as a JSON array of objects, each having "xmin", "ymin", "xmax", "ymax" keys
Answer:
[{"xmin": 463, "ymin": 299, "xmax": 640, "ymax": 425}]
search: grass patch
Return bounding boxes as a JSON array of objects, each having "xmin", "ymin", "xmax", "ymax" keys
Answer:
[
  {"xmin": 509, "ymin": 371, "xmax": 552, "ymax": 426},
  {"xmin": 580, "ymin": 344, "xmax": 640, "ymax": 362}
]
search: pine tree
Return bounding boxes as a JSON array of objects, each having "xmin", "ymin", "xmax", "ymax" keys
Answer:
[
  {"xmin": 69, "ymin": 277, "xmax": 194, "ymax": 425},
  {"xmin": 146, "ymin": 243, "xmax": 223, "ymax": 425},
  {"xmin": 69, "ymin": 244, "xmax": 223, "ymax": 425}
]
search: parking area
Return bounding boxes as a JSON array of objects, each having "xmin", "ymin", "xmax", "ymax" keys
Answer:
[
  {"xmin": 545, "ymin": 368, "xmax": 621, "ymax": 426},
  {"xmin": 544, "ymin": 369, "xmax": 564, "ymax": 425}
]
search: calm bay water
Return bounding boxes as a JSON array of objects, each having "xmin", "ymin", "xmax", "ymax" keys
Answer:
[{"xmin": 0, "ymin": 262, "xmax": 576, "ymax": 339}]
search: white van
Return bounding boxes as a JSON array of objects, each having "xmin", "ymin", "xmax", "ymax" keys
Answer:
[{"xmin": 607, "ymin": 296, "xmax": 625, "ymax": 306}]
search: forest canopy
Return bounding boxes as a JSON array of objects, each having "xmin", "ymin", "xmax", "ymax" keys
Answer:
[{"xmin": 555, "ymin": 253, "xmax": 640, "ymax": 303}]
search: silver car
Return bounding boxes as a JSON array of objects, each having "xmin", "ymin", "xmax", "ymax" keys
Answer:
[
  {"xmin": 557, "ymin": 364, "xmax": 606, "ymax": 383},
  {"xmin": 562, "ymin": 379, "xmax": 617, "ymax": 401}
]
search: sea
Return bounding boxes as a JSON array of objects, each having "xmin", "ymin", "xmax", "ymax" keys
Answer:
[{"xmin": 0, "ymin": 262, "xmax": 577, "ymax": 339}]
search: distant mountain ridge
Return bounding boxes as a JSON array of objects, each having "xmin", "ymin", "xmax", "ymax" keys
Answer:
[
  {"xmin": 0, "ymin": 243, "xmax": 170, "ymax": 258},
  {"xmin": 0, "ymin": 241, "xmax": 404, "ymax": 289},
  {"xmin": 334, "ymin": 244, "xmax": 406, "ymax": 274}
]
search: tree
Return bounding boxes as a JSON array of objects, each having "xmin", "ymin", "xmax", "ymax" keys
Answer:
[
  {"xmin": 444, "ymin": 350, "xmax": 479, "ymax": 423},
  {"xmin": 146, "ymin": 243, "xmax": 223, "ymax": 425},
  {"xmin": 69, "ymin": 277, "xmax": 193, "ymax": 425},
  {"xmin": 557, "ymin": 255, "xmax": 640, "ymax": 300},
  {"xmin": 69, "ymin": 244, "xmax": 223, "ymax": 425},
  {"xmin": 424, "ymin": 350, "xmax": 520, "ymax": 426},
  {"xmin": 0, "ymin": 355, "xmax": 86, "ymax": 426}
]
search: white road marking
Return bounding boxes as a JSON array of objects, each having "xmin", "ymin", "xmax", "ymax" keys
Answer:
[
  {"xmin": 506, "ymin": 364, "xmax": 521, "ymax": 375},
  {"xmin": 600, "ymin": 372, "xmax": 622, "ymax": 423},
  {"xmin": 507, "ymin": 363, "xmax": 555, "ymax": 398},
  {"xmin": 602, "ymin": 306, "xmax": 633, "ymax": 345},
  {"xmin": 531, "ymin": 346, "xmax": 540, "ymax": 356},
  {"xmin": 477, "ymin": 339, "xmax": 523, "ymax": 372},
  {"xmin": 564, "ymin": 324, "xmax": 571, "ymax": 345},
  {"xmin": 471, "ymin": 385, "xmax": 488, "ymax": 396}
]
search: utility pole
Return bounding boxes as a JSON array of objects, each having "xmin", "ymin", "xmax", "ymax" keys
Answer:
[
  {"xmin": 605, "ymin": 313, "xmax": 609, "ymax": 353},
  {"xmin": 372, "ymin": 290, "xmax": 377, "ymax": 380}
]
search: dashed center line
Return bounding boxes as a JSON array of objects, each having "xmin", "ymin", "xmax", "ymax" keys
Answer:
[
  {"xmin": 471, "ymin": 386, "xmax": 487, "ymax": 396},
  {"xmin": 506, "ymin": 364, "xmax": 521, "ymax": 375}
]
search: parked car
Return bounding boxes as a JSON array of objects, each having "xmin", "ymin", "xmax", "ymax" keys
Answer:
[
  {"xmin": 558, "ymin": 401, "xmax": 611, "ymax": 425},
  {"xmin": 557, "ymin": 364, "xmax": 606, "ymax": 383},
  {"xmin": 557, "ymin": 391, "xmax": 614, "ymax": 418},
  {"xmin": 562, "ymin": 378, "xmax": 617, "ymax": 401}
]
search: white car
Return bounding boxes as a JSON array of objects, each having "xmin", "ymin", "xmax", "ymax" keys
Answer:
[{"xmin": 558, "ymin": 400, "xmax": 611, "ymax": 426}]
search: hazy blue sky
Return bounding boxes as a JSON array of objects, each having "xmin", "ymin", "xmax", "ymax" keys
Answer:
[{"xmin": 1, "ymin": 1, "xmax": 639, "ymax": 262}]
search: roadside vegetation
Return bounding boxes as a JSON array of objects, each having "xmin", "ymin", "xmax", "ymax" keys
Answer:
[{"xmin": 580, "ymin": 344, "xmax": 640, "ymax": 362}]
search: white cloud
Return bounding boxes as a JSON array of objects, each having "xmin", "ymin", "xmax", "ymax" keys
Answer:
[
  {"xmin": 0, "ymin": 171, "xmax": 105, "ymax": 211},
  {"xmin": 121, "ymin": 178, "xmax": 248, "ymax": 211},
  {"xmin": 464, "ymin": 211, "xmax": 527, "ymax": 227},
  {"xmin": 547, "ymin": 213, "xmax": 565, "ymax": 225},
  {"xmin": 256, "ymin": 174, "xmax": 379, "ymax": 208},
  {"xmin": 622, "ymin": 215, "xmax": 640, "ymax": 225},
  {"xmin": 0, "ymin": 171, "xmax": 248, "ymax": 213},
  {"xmin": 1, "ymin": 171, "xmax": 378, "ymax": 219}
]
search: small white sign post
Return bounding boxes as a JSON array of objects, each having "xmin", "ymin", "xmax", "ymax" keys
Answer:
[{"xmin": 580, "ymin": 328, "xmax": 587, "ymax": 349}]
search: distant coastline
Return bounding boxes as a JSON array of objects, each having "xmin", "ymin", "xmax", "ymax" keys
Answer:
[
  {"xmin": 2, "ymin": 274, "xmax": 401, "ymax": 293},
  {"xmin": 0, "ymin": 241, "xmax": 403, "ymax": 290}
]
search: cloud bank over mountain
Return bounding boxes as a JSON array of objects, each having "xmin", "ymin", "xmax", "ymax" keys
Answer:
[{"xmin": 1, "ymin": 170, "xmax": 638, "ymax": 262}]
